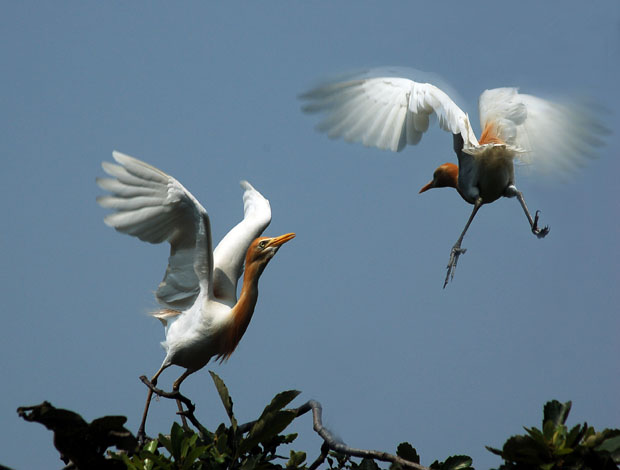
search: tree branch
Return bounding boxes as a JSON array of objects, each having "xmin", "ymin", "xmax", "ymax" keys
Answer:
[
  {"xmin": 239, "ymin": 400, "xmax": 428, "ymax": 470},
  {"xmin": 139, "ymin": 375, "xmax": 206, "ymax": 437}
]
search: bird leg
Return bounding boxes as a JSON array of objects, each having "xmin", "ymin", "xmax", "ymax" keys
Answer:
[
  {"xmin": 444, "ymin": 198, "xmax": 483, "ymax": 288},
  {"xmin": 172, "ymin": 370, "xmax": 193, "ymax": 431},
  {"xmin": 509, "ymin": 187, "xmax": 550, "ymax": 238},
  {"xmin": 137, "ymin": 366, "xmax": 167, "ymax": 445}
]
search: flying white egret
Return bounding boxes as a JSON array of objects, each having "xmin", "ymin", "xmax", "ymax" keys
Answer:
[
  {"xmin": 97, "ymin": 151, "xmax": 295, "ymax": 439},
  {"xmin": 301, "ymin": 68, "xmax": 605, "ymax": 286}
]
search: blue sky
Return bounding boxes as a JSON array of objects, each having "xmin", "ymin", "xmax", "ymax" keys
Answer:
[{"xmin": 1, "ymin": 2, "xmax": 618, "ymax": 469}]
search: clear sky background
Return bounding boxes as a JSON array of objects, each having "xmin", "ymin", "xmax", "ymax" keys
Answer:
[{"xmin": 1, "ymin": 2, "xmax": 618, "ymax": 469}]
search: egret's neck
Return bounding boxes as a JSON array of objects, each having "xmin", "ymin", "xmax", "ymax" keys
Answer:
[
  {"xmin": 236, "ymin": 261, "xmax": 262, "ymax": 315},
  {"xmin": 219, "ymin": 260, "xmax": 264, "ymax": 360}
]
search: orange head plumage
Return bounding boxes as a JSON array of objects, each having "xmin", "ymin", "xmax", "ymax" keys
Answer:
[{"xmin": 419, "ymin": 163, "xmax": 459, "ymax": 193}]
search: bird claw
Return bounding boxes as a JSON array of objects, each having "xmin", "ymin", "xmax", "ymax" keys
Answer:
[
  {"xmin": 444, "ymin": 245, "xmax": 467, "ymax": 288},
  {"xmin": 532, "ymin": 210, "xmax": 550, "ymax": 239}
]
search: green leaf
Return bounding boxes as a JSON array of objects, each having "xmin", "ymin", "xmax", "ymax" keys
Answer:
[
  {"xmin": 357, "ymin": 458, "xmax": 380, "ymax": 470},
  {"xmin": 441, "ymin": 455, "xmax": 473, "ymax": 470},
  {"xmin": 238, "ymin": 390, "xmax": 300, "ymax": 454},
  {"xmin": 209, "ymin": 371, "xmax": 238, "ymax": 431},
  {"xmin": 239, "ymin": 454, "xmax": 260, "ymax": 470},
  {"xmin": 542, "ymin": 419, "xmax": 558, "ymax": 442},
  {"xmin": 240, "ymin": 409, "xmax": 298, "ymax": 454},
  {"xmin": 143, "ymin": 439, "xmax": 159, "ymax": 470},
  {"xmin": 501, "ymin": 435, "xmax": 549, "ymax": 465},
  {"xmin": 596, "ymin": 433, "xmax": 620, "ymax": 453},
  {"xmin": 119, "ymin": 453, "xmax": 139, "ymax": 470},
  {"xmin": 215, "ymin": 425, "xmax": 230, "ymax": 455},
  {"xmin": 144, "ymin": 438, "xmax": 159, "ymax": 453},
  {"xmin": 543, "ymin": 400, "xmax": 571, "ymax": 427},
  {"xmin": 553, "ymin": 447, "xmax": 574, "ymax": 456},
  {"xmin": 396, "ymin": 442, "xmax": 420, "ymax": 464},
  {"xmin": 158, "ymin": 433, "xmax": 173, "ymax": 455},
  {"xmin": 287, "ymin": 450, "xmax": 307, "ymax": 468},
  {"xmin": 180, "ymin": 435, "xmax": 191, "ymax": 460},
  {"xmin": 182, "ymin": 445, "xmax": 209, "ymax": 470},
  {"xmin": 262, "ymin": 390, "xmax": 301, "ymax": 415},
  {"xmin": 566, "ymin": 423, "xmax": 586, "ymax": 447},
  {"xmin": 485, "ymin": 446, "xmax": 503, "ymax": 456},
  {"xmin": 525, "ymin": 426, "xmax": 545, "ymax": 444},
  {"xmin": 281, "ymin": 433, "xmax": 298, "ymax": 444},
  {"xmin": 170, "ymin": 421, "xmax": 185, "ymax": 460}
]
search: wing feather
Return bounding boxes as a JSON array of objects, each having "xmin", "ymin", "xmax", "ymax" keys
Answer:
[
  {"xmin": 301, "ymin": 69, "xmax": 477, "ymax": 152},
  {"xmin": 479, "ymin": 88, "xmax": 608, "ymax": 175},
  {"xmin": 97, "ymin": 151, "xmax": 213, "ymax": 309}
]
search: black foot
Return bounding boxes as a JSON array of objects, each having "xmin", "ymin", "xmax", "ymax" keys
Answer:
[
  {"xmin": 532, "ymin": 210, "xmax": 550, "ymax": 239},
  {"xmin": 444, "ymin": 245, "xmax": 467, "ymax": 288}
]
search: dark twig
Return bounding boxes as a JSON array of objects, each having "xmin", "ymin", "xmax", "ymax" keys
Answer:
[
  {"xmin": 239, "ymin": 400, "xmax": 428, "ymax": 470},
  {"xmin": 139, "ymin": 376, "xmax": 206, "ymax": 438},
  {"xmin": 308, "ymin": 441, "xmax": 330, "ymax": 470}
]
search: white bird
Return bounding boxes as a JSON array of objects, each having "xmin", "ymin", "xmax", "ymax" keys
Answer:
[
  {"xmin": 301, "ymin": 68, "xmax": 605, "ymax": 286},
  {"xmin": 97, "ymin": 151, "xmax": 295, "ymax": 439}
]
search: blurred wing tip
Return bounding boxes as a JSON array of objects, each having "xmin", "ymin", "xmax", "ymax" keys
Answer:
[
  {"xmin": 100, "ymin": 160, "xmax": 120, "ymax": 175},
  {"xmin": 298, "ymin": 90, "xmax": 314, "ymax": 100},
  {"xmin": 111, "ymin": 150, "xmax": 129, "ymax": 162},
  {"xmin": 101, "ymin": 214, "xmax": 117, "ymax": 227},
  {"xmin": 240, "ymin": 180, "xmax": 254, "ymax": 191},
  {"xmin": 300, "ymin": 103, "xmax": 320, "ymax": 114}
]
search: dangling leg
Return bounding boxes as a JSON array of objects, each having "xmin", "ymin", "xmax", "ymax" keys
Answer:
[
  {"xmin": 137, "ymin": 365, "xmax": 168, "ymax": 443},
  {"xmin": 445, "ymin": 198, "xmax": 483, "ymax": 288},
  {"xmin": 172, "ymin": 370, "xmax": 193, "ymax": 430},
  {"xmin": 506, "ymin": 185, "xmax": 550, "ymax": 238}
]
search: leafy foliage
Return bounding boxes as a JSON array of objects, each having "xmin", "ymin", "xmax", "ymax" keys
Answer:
[
  {"xmin": 14, "ymin": 379, "xmax": 618, "ymax": 470},
  {"xmin": 486, "ymin": 400, "xmax": 620, "ymax": 470},
  {"xmin": 116, "ymin": 377, "xmax": 307, "ymax": 470}
]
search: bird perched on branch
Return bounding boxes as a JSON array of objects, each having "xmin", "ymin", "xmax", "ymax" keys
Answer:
[
  {"xmin": 97, "ymin": 152, "xmax": 295, "ymax": 440},
  {"xmin": 300, "ymin": 68, "xmax": 605, "ymax": 286}
]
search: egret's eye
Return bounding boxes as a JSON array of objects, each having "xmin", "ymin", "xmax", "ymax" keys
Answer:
[{"xmin": 258, "ymin": 240, "xmax": 268, "ymax": 249}]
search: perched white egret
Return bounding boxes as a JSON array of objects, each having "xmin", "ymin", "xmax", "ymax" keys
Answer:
[
  {"xmin": 301, "ymin": 68, "xmax": 605, "ymax": 286},
  {"xmin": 97, "ymin": 151, "xmax": 295, "ymax": 439}
]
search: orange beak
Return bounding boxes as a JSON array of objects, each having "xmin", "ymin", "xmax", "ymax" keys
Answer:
[
  {"xmin": 267, "ymin": 232, "xmax": 296, "ymax": 247},
  {"xmin": 419, "ymin": 180, "xmax": 435, "ymax": 194}
]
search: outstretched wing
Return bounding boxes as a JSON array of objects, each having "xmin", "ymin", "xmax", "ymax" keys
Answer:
[
  {"xmin": 97, "ymin": 151, "xmax": 213, "ymax": 309},
  {"xmin": 300, "ymin": 68, "xmax": 478, "ymax": 152},
  {"xmin": 478, "ymin": 88, "xmax": 608, "ymax": 174},
  {"xmin": 211, "ymin": 181, "xmax": 271, "ymax": 302}
]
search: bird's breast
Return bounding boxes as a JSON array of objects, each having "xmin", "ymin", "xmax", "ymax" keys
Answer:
[
  {"xmin": 466, "ymin": 146, "xmax": 516, "ymax": 203},
  {"xmin": 477, "ymin": 160, "xmax": 514, "ymax": 203},
  {"xmin": 161, "ymin": 299, "xmax": 234, "ymax": 371}
]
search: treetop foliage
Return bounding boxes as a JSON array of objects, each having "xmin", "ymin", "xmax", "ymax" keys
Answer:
[{"xmin": 10, "ymin": 373, "xmax": 620, "ymax": 470}]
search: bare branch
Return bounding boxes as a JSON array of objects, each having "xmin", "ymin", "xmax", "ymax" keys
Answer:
[
  {"xmin": 139, "ymin": 375, "xmax": 206, "ymax": 437},
  {"xmin": 239, "ymin": 400, "xmax": 428, "ymax": 470}
]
